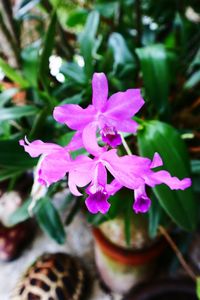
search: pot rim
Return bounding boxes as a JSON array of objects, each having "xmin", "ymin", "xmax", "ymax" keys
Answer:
[{"xmin": 92, "ymin": 228, "xmax": 166, "ymax": 266}]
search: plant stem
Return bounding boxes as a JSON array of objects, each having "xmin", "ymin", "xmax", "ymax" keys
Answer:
[
  {"xmin": 159, "ymin": 225, "xmax": 196, "ymax": 281},
  {"xmin": 121, "ymin": 134, "xmax": 132, "ymax": 155}
]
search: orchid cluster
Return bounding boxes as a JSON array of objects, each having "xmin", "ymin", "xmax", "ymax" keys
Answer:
[{"xmin": 20, "ymin": 73, "xmax": 191, "ymax": 215}]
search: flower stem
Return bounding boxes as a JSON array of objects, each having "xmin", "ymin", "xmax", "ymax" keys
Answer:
[
  {"xmin": 159, "ymin": 225, "xmax": 196, "ymax": 281},
  {"xmin": 121, "ymin": 134, "xmax": 132, "ymax": 155}
]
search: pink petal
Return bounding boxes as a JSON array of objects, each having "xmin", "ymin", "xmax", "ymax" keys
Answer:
[
  {"xmin": 101, "ymin": 150, "xmax": 144, "ymax": 189},
  {"xmin": 19, "ymin": 139, "xmax": 62, "ymax": 158},
  {"xmin": 96, "ymin": 163, "xmax": 107, "ymax": 187},
  {"xmin": 92, "ymin": 73, "xmax": 108, "ymax": 111},
  {"xmin": 146, "ymin": 170, "xmax": 192, "ymax": 190},
  {"xmin": 85, "ymin": 192, "xmax": 110, "ymax": 214},
  {"xmin": 105, "ymin": 89, "xmax": 144, "ymax": 119},
  {"xmin": 85, "ymin": 195, "xmax": 99, "ymax": 213},
  {"xmin": 106, "ymin": 180, "xmax": 123, "ymax": 195},
  {"xmin": 82, "ymin": 122, "xmax": 105, "ymax": 156},
  {"xmin": 53, "ymin": 104, "xmax": 96, "ymax": 130},
  {"xmin": 68, "ymin": 173, "xmax": 83, "ymax": 196},
  {"xmin": 113, "ymin": 119, "xmax": 139, "ymax": 133},
  {"xmin": 133, "ymin": 185, "xmax": 151, "ymax": 213},
  {"xmin": 66, "ymin": 131, "xmax": 83, "ymax": 151},
  {"xmin": 150, "ymin": 152, "xmax": 163, "ymax": 168},
  {"xmin": 68, "ymin": 156, "xmax": 94, "ymax": 195},
  {"xmin": 38, "ymin": 150, "xmax": 70, "ymax": 186}
]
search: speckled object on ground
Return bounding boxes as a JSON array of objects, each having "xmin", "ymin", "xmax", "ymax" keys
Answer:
[{"xmin": 0, "ymin": 211, "xmax": 122, "ymax": 300}]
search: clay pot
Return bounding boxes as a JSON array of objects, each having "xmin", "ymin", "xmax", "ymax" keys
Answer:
[
  {"xmin": 0, "ymin": 174, "xmax": 34, "ymax": 261},
  {"xmin": 123, "ymin": 278, "xmax": 197, "ymax": 300},
  {"xmin": 93, "ymin": 227, "xmax": 166, "ymax": 294},
  {"xmin": 0, "ymin": 220, "xmax": 34, "ymax": 261}
]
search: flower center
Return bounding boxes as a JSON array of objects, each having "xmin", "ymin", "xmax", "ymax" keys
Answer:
[{"xmin": 100, "ymin": 125, "xmax": 122, "ymax": 147}]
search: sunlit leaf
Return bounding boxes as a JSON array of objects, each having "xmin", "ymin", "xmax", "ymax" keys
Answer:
[
  {"xmin": 66, "ymin": 8, "xmax": 88, "ymax": 27},
  {"xmin": 196, "ymin": 277, "xmax": 200, "ymax": 300},
  {"xmin": 60, "ymin": 62, "xmax": 86, "ymax": 85},
  {"xmin": 79, "ymin": 11, "xmax": 100, "ymax": 78},
  {"xmin": 108, "ymin": 32, "xmax": 135, "ymax": 73},
  {"xmin": 0, "ymin": 58, "xmax": 29, "ymax": 88},
  {"xmin": 8, "ymin": 198, "xmax": 32, "ymax": 226},
  {"xmin": 184, "ymin": 70, "xmax": 200, "ymax": 89},
  {"xmin": 136, "ymin": 44, "xmax": 171, "ymax": 119}
]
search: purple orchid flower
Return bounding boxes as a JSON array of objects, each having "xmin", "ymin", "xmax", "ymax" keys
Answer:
[
  {"xmin": 67, "ymin": 149, "xmax": 191, "ymax": 214},
  {"xmin": 19, "ymin": 139, "xmax": 129, "ymax": 214},
  {"xmin": 20, "ymin": 138, "xmax": 191, "ymax": 215},
  {"xmin": 67, "ymin": 149, "xmax": 143, "ymax": 214},
  {"xmin": 53, "ymin": 72, "xmax": 144, "ymax": 155},
  {"xmin": 119, "ymin": 153, "xmax": 191, "ymax": 213}
]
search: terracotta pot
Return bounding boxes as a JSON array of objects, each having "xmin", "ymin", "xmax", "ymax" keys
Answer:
[
  {"xmin": 123, "ymin": 278, "xmax": 197, "ymax": 300},
  {"xmin": 0, "ymin": 174, "xmax": 34, "ymax": 261},
  {"xmin": 0, "ymin": 220, "xmax": 35, "ymax": 261},
  {"xmin": 93, "ymin": 227, "xmax": 166, "ymax": 294}
]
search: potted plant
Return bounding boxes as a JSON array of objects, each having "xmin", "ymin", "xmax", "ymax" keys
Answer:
[
  {"xmin": 16, "ymin": 72, "xmax": 197, "ymax": 294},
  {"xmin": 1, "ymin": 0, "xmax": 199, "ymax": 297}
]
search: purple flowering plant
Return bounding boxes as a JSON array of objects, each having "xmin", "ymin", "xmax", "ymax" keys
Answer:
[{"xmin": 20, "ymin": 73, "xmax": 191, "ymax": 219}]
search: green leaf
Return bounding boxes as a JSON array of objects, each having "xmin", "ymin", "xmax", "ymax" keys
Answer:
[
  {"xmin": 60, "ymin": 62, "xmax": 86, "ymax": 85},
  {"xmin": 0, "ymin": 140, "xmax": 37, "ymax": 168},
  {"xmin": 108, "ymin": 32, "xmax": 135, "ymax": 72},
  {"xmin": 9, "ymin": 195, "xmax": 67, "ymax": 246},
  {"xmin": 60, "ymin": 92, "xmax": 83, "ymax": 105},
  {"xmin": 8, "ymin": 198, "xmax": 32, "ymax": 226},
  {"xmin": 87, "ymin": 212, "xmax": 107, "ymax": 226},
  {"xmin": 0, "ymin": 58, "xmax": 29, "ymax": 88},
  {"xmin": 184, "ymin": 70, "xmax": 200, "ymax": 89},
  {"xmin": 137, "ymin": 120, "xmax": 198, "ymax": 231},
  {"xmin": 148, "ymin": 192, "xmax": 169, "ymax": 238},
  {"xmin": 66, "ymin": 8, "xmax": 88, "ymax": 27},
  {"xmin": 0, "ymin": 168, "xmax": 22, "ymax": 182},
  {"xmin": 0, "ymin": 106, "xmax": 39, "ymax": 121},
  {"xmin": 57, "ymin": 131, "xmax": 75, "ymax": 146},
  {"xmin": 0, "ymin": 88, "xmax": 19, "ymax": 107},
  {"xmin": 191, "ymin": 160, "xmax": 200, "ymax": 175},
  {"xmin": 22, "ymin": 44, "xmax": 39, "ymax": 87},
  {"xmin": 95, "ymin": 2, "xmax": 119, "ymax": 18},
  {"xmin": 136, "ymin": 44, "xmax": 171, "ymax": 118},
  {"xmin": 197, "ymin": 277, "xmax": 200, "ymax": 300},
  {"xmin": 35, "ymin": 197, "xmax": 66, "ymax": 244},
  {"xmin": 38, "ymin": 11, "xmax": 57, "ymax": 81},
  {"xmin": 65, "ymin": 198, "xmax": 80, "ymax": 225},
  {"xmin": 79, "ymin": 11, "xmax": 100, "ymax": 77}
]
